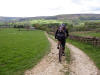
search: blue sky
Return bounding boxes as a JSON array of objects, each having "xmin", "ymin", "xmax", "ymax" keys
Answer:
[{"xmin": 0, "ymin": 0, "xmax": 100, "ymax": 17}]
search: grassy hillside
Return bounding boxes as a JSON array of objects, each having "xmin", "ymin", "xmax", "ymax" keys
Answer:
[
  {"xmin": 1, "ymin": 14, "xmax": 100, "ymax": 23},
  {"xmin": 0, "ymin": 29, "xmax": 50, "ymax": 75},
  {"xmin": 30, "ymin": 19, "xmax": 62, "ymax": 25},
  {"xmin": 57, "ymin": 14, "xmax": 100, "ymax": 20}
]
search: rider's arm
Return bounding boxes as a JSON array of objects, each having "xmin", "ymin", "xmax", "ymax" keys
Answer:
[
  {"xmin": 55, "ymin": 29, "xmax": 58, "ymax": 39},
  {"xmin": 65, "ymin": 29, "xmax": 69, "ymax": 37}
]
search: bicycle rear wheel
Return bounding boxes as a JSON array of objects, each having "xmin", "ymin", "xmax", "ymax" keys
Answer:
[{"xmin": 59, "ymin": 44, "xmax": 63, "ymax": 62}]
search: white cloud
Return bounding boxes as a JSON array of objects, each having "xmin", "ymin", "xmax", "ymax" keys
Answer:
[{"xmin": 0, "ymin": 0, "xmax": 100, "ymax": 17}]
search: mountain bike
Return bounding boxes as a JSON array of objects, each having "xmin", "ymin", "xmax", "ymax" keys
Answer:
[{"xmin": 59, "ymin": 41, "xmax": 63, "ymax": 62}]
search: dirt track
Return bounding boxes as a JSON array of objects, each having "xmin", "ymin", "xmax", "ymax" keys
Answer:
[
  {"xmin": 25, "ymin": 33, "xmax": 99, "ymax": 75},
  {"xmin": 66, "ymin": 43, "xmax": 99, "ymax": 75},
  {"xmin": 25, "ymin": 33, "xmax": 68, "ymax": 75}
]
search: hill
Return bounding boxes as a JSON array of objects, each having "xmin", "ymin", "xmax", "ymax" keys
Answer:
[
  {"xmin": 0, "ymin": 14, "xmax": 100, "ymax": 22},
  {"xmin": 56, "ymin": 14, "xmax": 100, "ymax": 20}
]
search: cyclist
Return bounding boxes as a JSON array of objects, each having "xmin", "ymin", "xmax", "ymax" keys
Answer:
[{"xmin": 55, "ymin": 23, "xmax": 69, "ymax": 56}]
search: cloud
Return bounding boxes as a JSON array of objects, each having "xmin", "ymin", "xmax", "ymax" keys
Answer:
[
  {"xmin": 92, "ymin": 8, "xmax": 100, "ymax": 11},
  {"xmin": 71, "ymin": 0, "xmax": 82, "ymax": 4},
  {"xmin": 70, "ymin": 0, "xmax": 100, "ymax": 13},
  {"xmin": 0, "ymin": 0, "xmax": 100, "ymax": 17}
]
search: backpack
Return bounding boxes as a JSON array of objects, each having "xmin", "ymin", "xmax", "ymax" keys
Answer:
[{"xmin": 56, "ymin": 27, "xmax": 66, "ymax": 40}]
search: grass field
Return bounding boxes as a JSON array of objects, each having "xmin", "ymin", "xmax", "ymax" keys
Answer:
[
  {"xmin": 67, "ymin": 39, "xmax": 100, "ymax": 69},
  {"xmin": 0, "ymin": 28, "xmax": 50, "ymax": 75},
  {"xmin": 71, "ymin": 31, "xmax": 100, "ymax": 38}
]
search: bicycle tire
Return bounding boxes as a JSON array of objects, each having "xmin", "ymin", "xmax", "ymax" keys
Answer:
[{"xmin": 59, "ymin": 44, "xmax": 63, "ymax": 62}]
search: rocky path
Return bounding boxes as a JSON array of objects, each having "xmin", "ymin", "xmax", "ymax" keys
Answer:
[
  {"xmin": 66, "ymin": 43, "xmax": 99, "ymax": 75},
  {"xmin": 25, "ymin": 33, "xmax": 68, "ymax": 75},
  {"xmin": 25, "ymin": 33, "xmax": 99, "ymax": 75}
]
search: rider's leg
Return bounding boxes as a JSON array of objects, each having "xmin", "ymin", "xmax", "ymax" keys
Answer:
[
  {"xmin": 57, "ymin": 40, "xmax": 60, "ymax": 49},
  {"xmin": 62, "ymin": 39, "xmax": 66, "ymax": 56}
]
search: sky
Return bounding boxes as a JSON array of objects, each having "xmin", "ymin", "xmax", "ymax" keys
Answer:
[{"xmin": 0, "ymin": 0, "xmax": 100, "ymax": 17}]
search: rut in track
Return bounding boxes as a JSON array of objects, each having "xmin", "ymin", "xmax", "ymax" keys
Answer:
[{"xmin": 25, "ymin": 33, "xmax": 68, "ymax": 75}]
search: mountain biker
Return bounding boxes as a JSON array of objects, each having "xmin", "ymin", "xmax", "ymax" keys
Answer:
[{"xmin": 55, "ymin": 23, "xmax": 69, "ymax": 56}]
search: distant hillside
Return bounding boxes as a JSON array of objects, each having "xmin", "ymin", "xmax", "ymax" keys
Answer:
[
  {"xmin": 56, "ymin": 14, "xmax": 100, "ymax": 20},
  {"xmin": 0, "ymin": 16, "xmax": 57, "ymax": 22},
  {"xmin": 0, "ymin": 17, "xmax": 25, "ymax": 22},
  {"xmin": 0, "ymin": 14, "xmax": 100, "ymax": 22}
]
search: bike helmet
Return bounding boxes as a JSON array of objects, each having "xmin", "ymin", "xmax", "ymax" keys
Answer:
[{"xmin": 61, "ymin": 23, "xmax": 66, "ymax": 27}]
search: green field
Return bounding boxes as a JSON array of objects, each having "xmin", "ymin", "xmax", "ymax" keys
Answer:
[
  {"xmin": 0, "ymin": 28, "xmax": 50, "ymax": 75},
  {"xmin": 67, "ymin": 39, "xmax": 100, "ymax": 69},
  {"xmin": 12, "ymin": 19, "xmax": 63, "ymax": 26},
  {"xmin": 71, "ymin": 31, "xmax": 100, "ymax": 38},
  {"xmin": 30, "ymin": 20, "xmax": 62, "ymax": 24}
]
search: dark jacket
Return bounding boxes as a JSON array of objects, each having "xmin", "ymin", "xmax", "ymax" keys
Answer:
[{"xmin": 55, "ymin": 27, "xmax": 69, "ymax": 39}]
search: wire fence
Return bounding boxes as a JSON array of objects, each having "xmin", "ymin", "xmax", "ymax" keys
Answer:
[
  {"xmin": 69, "ymin": 35, "xmax": 100, "ymax": 46},
  {"xmin": 48, "ymin": 32, "xmax": 100, "ymax": 47}
]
